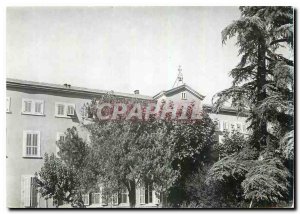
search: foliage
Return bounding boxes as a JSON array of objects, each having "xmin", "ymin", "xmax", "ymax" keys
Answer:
[
  {"xmin": 83, "ymin": 96, "xmax": 216, "ymax": 207},
  {"xmin": 36, "ymin": 127, "xmax": 95, "ymax": 207},
  {"xmin": 35, "ymin": 153, "xmax": 81, "ymax": 207},
  {"xmin": 214, "ymin": 130, "xmax": 246, "ymax": 158},
  {"xmin": 242, "ymin": 158, "xmax": 290, "ymax": 206},
  {"xmin": 209, "ymin": 6, "xmax": 293, "ymax": 207}
]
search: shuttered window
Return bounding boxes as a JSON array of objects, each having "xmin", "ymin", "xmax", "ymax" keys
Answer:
[
  {"xmin": 92, "ymin": 193, "xmax": 101, "ymax": 204},
  {"xmin": 23, "ymin": 131, "xmax": 40, "ymax": 157},
  {"xmin": 67, "ymin": 105, "xmax": 74, "ymax": 116},
  {"xmin": 35, "ymin": 102, "xmax": 43, "ymax": 114},
  {"xmin": 24, "ymin": 101, "xmax": 32, "ymax": 113},
  {"xmin": 120, "ymin": 188, "xmax": 128, "ymax": 204},
  {"xmin": 140, "ymin": 182, "xmax": 153, "ymax": 204},
  {"xmin": 140, "ymin": 186, "xmax": 145, "ymax": 204},
  {"xmin": 22, "ymin": 99, "xmax": 44, "ymax": 115},
  {"xmin": 55, "ymin": 102, "xmax": 75, "ymax": 117},
  {"xmin": 112, "ymin": 192, "xmax": 118, "ymax": 205},
  {"xmin": 57, "ymin": 104, "xmax": 64, "ymax": 115},
  {"xmin": 21, "ymin": 175, "xmax": 38, "ymax": 208}
]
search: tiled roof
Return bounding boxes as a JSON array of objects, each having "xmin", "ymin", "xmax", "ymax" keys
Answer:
[
  {"xmin": 6, "ymin": 78, "xmax": 153, "ymax": 100},
  {"xmin": 153, "ymin": 83, "xmax": 205, "ymax": 100}
]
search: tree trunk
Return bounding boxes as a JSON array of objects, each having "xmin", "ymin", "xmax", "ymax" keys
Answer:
[
  {"xmin": 128, "ymin": 180, "xmax": 136, "ymax": 208},
  {"xmin": 249, "ymin": 198, "xmax": 253, "ymax": 208},
  {"xmin": 255, "ymin": 41, "xmax": 268, "ymax": 151}
]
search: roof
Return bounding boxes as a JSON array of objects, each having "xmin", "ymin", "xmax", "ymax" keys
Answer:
[
  {"xmin": 6, "ymin": 78, "xmax": 245, "ymax": 115},
  {"xmin": 203, "ymin": 104, "xmax": 249, "ymax": 116},
  {"xmin": 153, "ymin": 83, "xmax": 205, "ymax": 100},
  {"xmin": 6, "ymin": 78, "xmax": 153, "ymax": 100}
]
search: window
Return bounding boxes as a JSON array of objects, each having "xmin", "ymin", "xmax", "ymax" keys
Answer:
[
  {"xmin": 67, "ymin": 105, "xmax": 75, "ymax": 116},
  {"xmin": 57, "ymin": 104, "xmax": 64, "ymax": 116},
  {"xmin": 55, "ymin": 102, "xmax": 75, "ymax": 118},
  {"xmin": 140, "ymin": 186, "xmax": 145, "ymax": 204},
  {"xmin": 23, "ymin": 131, "xmax": 41, "ymax": 158},
  {"xmin": 120, "ymin": 188, "xmax": 128, "ymax": 204},
  {"xmin": 213, "ymin": 120, "xmax": 220, "ymax": 131},
  {"xmin": 101, "ymin": 190, "xmax": 108, "ymax": 205},
  {"xmin": 222, "ymin": 121, "xmax": 229, "ymax": 131},
  {"xmin": 6, "ymin": 97, "xmax": 11, "ymax": 112},
  {"xmin": 22, "ymin": 99, "xmax": 44, "ymax": 115},
  {"xmin": 92, "ymin": 193, "xmax": 101, "ymax": 204},
  {"xmin": 82, "ymin": 194, "xmax": 89, "ymax": 206},
  {"xmin": 112, "ymin": 192, "xmax": 118, "ymax": 205},
  {"xmin": 146, "ymin": 183, "xmax": 153, "ymax": 204},
  {"xmin": 21, "ymin": 175, "xmax": 38, "ymax": 208},
  {"xmin": 140, "ymin": 182, "xmax": 153, "ymax": 204},
  {"xmin": 181, "ymin": 92, "xmax": 187, "ymax": 100}
]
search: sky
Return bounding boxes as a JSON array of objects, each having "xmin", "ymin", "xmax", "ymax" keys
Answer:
[{"xmin": 6, "ymin": 7, "xmax": 241, "ymax": 104}]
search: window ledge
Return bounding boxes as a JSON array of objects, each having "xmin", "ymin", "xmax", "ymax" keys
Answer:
[
  {"xmin": 21, "ymin": 112, "xmax": 45, "ymax": 116},
  {"xmin": 22, "ymin": 156, "xmax": 43, "ymax": 159},
  {"xmin": 55, "ymin": 115, "xmax": 75, "ymax": 119},
  {"xmin": 118, "ymin": 203, "xmax": 130, "ymax": 206}
]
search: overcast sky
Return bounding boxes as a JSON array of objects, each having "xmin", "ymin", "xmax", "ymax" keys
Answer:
[{"xmin": 7, "ymin": 7, "xmax": 241, "ymax": 104}]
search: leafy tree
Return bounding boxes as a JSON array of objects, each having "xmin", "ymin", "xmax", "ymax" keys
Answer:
[
  {"xmin": 35, "ymin": 153, "xmax": 81, "ymax": 207},
  {"xmin": 83, "ymin": 96, "xmax": 216, "ymax": 207},
  {"xmin": 35, "ymin": 127, "xmax": 96, "ymax": 207},
  {"xmin": 214, "ymin": 130, "xmax": 245, "ymax": 158}
]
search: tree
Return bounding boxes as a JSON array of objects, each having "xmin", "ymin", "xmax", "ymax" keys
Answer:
[
  {"xmin": 209, "ymin": 7, "xmax": 293, "ymax": 207},
  {"xmin": 35, "ymin": 153, "xmax": 81, "ymax": 207},
  {"xmin": 213, "ymin": 6, "xmax": 294, "ymax": 151},
  {"xmin": 83, "ymin": 96, "xmax": 216, "ymax": 207},
  {"xmin": 35, "ymin": 127, "xmax": 96, "ymax": 207}
]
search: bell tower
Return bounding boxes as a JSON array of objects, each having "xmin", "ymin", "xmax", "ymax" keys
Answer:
[{"xmin": 172, "ymin": 65, "xmax": 184, "ymax": 88}]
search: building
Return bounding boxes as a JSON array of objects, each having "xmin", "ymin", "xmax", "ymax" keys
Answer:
[{"xmin": 6, "ymin": 78, "xmax": 248, "ymax": 208}]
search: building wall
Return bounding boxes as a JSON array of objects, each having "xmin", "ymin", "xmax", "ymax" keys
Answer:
[{"xmin": 6, "ymin": 87, "xmax": 92, "ymax": 208}]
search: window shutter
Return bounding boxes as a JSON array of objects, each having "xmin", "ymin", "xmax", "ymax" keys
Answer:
[
  {"xmin": 148, "ymin": 184, "xmax": 153, "ymax": 203},
  {"xmin": 22, "ymin": 175, "xmax": 31, "ymax": 207},
  {"xmin": 67, "ymin": 105, "xmax": 75, "ymax": 116},
  {"xmin": 117, "ymin": 190, "xmax": 121, "ymax": 205},
  {"xmin": 31, "ymin": 177, "xmax": 38, "ymax": 207},
  {"xmin": 135, "ymin": 185, "xmax": 140, "ymax": 205},
  {"xmin": 35, "ymin": 102, "xmax": 43, "ymax": 114},
  {"xmin": 139, "ymin": 185, "xmax": 145, "ymax": 204},
  {"xmin": 37, "ymin": 132, "xmax": 41, "ymax": 157},
  {"xmin": 25, "ymin": 101, "xmax": 32, "ymax": 113}
]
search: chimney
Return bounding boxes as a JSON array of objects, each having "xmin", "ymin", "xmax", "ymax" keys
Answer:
[{"xmin": 134, "ymin": 90, "xmax": 139, "ymax": 95}]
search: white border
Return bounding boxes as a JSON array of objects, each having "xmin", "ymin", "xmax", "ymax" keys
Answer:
[{"xmin": 1, "ymin": 1, "xmax": 298, "ymax": 214}]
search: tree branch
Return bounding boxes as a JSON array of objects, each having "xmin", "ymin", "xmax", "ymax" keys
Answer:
[{"xmin": 269, "ymin": 38, "xmax": 289, "ymax": 46}]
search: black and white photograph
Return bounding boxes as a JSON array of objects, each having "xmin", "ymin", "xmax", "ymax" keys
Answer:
[{"xmin": 5, "ymin": 5, "xmax": 294, "ymax": 209}]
